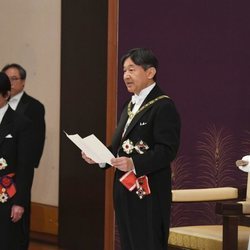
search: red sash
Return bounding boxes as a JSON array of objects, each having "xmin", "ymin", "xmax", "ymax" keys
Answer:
[
  {"xmin": 119, "ymin": 170, "xmax": 151, "ymax": 199},
  {"xmin": 0, "ymin": 173, "xmax": 16, "ymax": 203}
]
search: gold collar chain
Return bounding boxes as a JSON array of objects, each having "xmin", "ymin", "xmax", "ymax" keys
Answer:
[{"xmin": 127, "ymin": 95, "xmax": 169, "ymax": 119}]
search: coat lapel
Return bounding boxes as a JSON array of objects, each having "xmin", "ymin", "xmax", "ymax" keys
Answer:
[
  {"xmin": 112, "ymin": 106, "xmax": 128, "ymax": 153},
  {"xmin": 16, "ymin": 92, "xmax": 29, "ymax": 114},
  {"xmin": 0, "ymin": 107, "xmax": 14, "ymax": 146}
]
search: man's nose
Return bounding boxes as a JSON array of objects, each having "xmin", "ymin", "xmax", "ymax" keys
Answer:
[{"xmin": 124, "ymin": 72, "xmax": 130, "ymax": 79}]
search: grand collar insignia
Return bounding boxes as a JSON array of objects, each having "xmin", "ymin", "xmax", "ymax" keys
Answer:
[
  {"xmin": 122, "ymin": 139, "xmax": 149, "ymax": 155},
  {"xmin": 127, "ymin": 95, "xmax": 169, "ymax": 120},
  {"xmin": 0, "ymin": 158, "xmax": 8, "ymax": 170}
]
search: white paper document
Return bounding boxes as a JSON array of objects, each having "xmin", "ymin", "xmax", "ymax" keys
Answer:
[{"xmin": 64, "ymin": 131, "xmax": 114, "ymax": 166}]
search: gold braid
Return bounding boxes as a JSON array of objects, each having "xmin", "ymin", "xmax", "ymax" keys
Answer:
[{"xmin": 127, "ymin": 95, "xmax": 169, "ymax": 119}]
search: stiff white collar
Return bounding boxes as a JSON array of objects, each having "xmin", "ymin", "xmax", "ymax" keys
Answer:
[
  {"xmin": 131, "ymin": 83, "xmax": 156, "ymax": 104},
  {"xmin": 9, "ymin": 91, "xmax": 24, "ymax": 110}
]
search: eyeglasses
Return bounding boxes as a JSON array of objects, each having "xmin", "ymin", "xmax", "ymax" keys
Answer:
[{"xmin": 9, "ymin": 77, "xmax": 22, "ymax": 82}]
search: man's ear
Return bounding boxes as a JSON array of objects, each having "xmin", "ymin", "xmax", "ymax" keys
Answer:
[{"xmin": 146, "ymin": 67, "xmax": 156, "ymax": 79}]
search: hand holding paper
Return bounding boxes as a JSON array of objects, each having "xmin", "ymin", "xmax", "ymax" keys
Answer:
[{"xmin": 64, "ymin": 132, "xmax": 114, "ymax": 166}]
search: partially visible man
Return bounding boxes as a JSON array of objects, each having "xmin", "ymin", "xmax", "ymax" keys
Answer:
[
  {"xmin": 2, "ymin": 64, "xmax": 46, "ymax": 250},
  {"xmin": 2, "ymin": 64, "xmax": 45, "ymax": 167},
  {"xmin": 0, "ymin": 72, "xmax": 35, "ymax": 249}
]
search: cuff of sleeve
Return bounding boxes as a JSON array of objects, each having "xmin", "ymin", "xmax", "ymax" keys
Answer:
[
  {"xmin": 99, "ymin": 163, "xmax": 106, "ymax": 168},
  {"xmin": 130, "ymin": 158, "xmax": 136, "ymax": 174}
]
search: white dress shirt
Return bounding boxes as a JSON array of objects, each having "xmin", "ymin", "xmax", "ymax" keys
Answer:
[
  {"xmin": 0, "ymin": 104, "xmax": 9, "ymax": 124},
  {"xmin": 131, "ymin": 83, "xmax": 156, "ymax": 113}
]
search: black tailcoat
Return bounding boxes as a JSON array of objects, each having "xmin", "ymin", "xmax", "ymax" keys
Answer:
[
  {"xmin": 111, "ymin": 85, "xmax": 181, "ymax": 250},
  {"xmin": 16, "ymin": 92, "xmax": 45, "ymax": 168},
  {"xmin": 0, "ymin": 107, "xmax": 35, "ymax": 249}
]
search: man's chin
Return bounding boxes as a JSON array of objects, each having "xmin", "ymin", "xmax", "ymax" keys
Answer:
[
  {"xmin": 126, "ymin": 87, "xmax": 134, "ymax": 93},
  {"xmin": 10, "ymin": 91, "xmax": 16, "ymax": 97}
]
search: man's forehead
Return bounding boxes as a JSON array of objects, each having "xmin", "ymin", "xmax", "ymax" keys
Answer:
[
  {"xmin": 6, "ymin": 68, "xmax": 19, "ymax": 74},
  {"xmin": 123, "ymin": 60, "xmax": 139, "ymax": 69},
  {"xmin": 124, "ymin": 63, "xmax": 135, "ymax": 67}
]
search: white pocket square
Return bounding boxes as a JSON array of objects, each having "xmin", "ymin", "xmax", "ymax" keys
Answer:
[
  {"xmin": 5, "ymin": 134, "xmax": 13, "ymax": 138},
  {"xmin": 140, "ymin": 122, "xmax": 147, "ymax": 126}
]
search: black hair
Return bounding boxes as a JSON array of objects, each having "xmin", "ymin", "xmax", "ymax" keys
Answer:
[
  {"xmin": 121, "ymin": 48, "xmax": 159, "ymax": 71},
  {"xmin": 0, "ymin": 72, "xmax": 11, "ymax": 97},
  {"xmin": 1, "ymin": 63, "xmax": 27, "ymax": 80}
]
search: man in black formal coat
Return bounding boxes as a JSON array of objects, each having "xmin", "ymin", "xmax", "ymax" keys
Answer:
[
  {"xmin": 2, "ymin": 64, "xmax": 45, "ymax": 249},
  {"xmin": 0, "ymin": 72, "xmax": 35, "ymax": 249},
  {"xmin": 82, "ymin": 48, "xmax": 181, "ymax": 250},
  {"xmin": 2, "ymin": 64, "xmax": 45, "ymax": 168}
]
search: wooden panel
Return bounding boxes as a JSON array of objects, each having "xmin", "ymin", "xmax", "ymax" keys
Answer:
[
  {"xmin": 59, "ymin": 0, "xmax": 108, "ymax": 249},
  {"xmin": 105, "ymin": 0, "xmax": 119, "ymax": 249},
  {"xmin": 30, "ymin": 202, "xmax": 58, "ymax": 235}
]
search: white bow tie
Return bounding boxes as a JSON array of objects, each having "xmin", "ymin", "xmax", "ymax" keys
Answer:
[{"xmin": 131, "ymin": 95, "xmax": 143, "ymax": 104}]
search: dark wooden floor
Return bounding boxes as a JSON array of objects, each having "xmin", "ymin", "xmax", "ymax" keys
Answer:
[
  {"xmin": 29, "ymin": 232, "xmax": 62, "ymax": 250},
  {"xmin": 29, "ymin": 241, "xmax": 62, "ymax": 250}
]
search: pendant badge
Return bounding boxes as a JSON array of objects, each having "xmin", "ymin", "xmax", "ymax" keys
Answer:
[{"xmin": 136, "ymin": 186, "xmax": 146, "ymax": 199}]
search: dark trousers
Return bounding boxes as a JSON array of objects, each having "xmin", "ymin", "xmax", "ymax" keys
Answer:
[
  {"xmin": 0, "ymin": 201, "xmax": 23, "ymax": 250},
  {"xmin": 115, "ymin": 190, "xmax": 170, "ymax": 250},
  {"xmin": 20, "ymin": 203, "xmax": 31, "ymax": 250}
]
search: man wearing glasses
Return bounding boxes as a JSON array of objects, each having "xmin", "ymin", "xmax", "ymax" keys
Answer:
[{"xmin": 1, "ymin": 63, "xmax": 46, "ymax": 250}]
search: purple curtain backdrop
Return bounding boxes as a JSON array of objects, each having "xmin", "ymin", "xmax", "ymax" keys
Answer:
[{"xmin": 116, "ymin": 1, "xmax": 250, "ymax": 249}]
